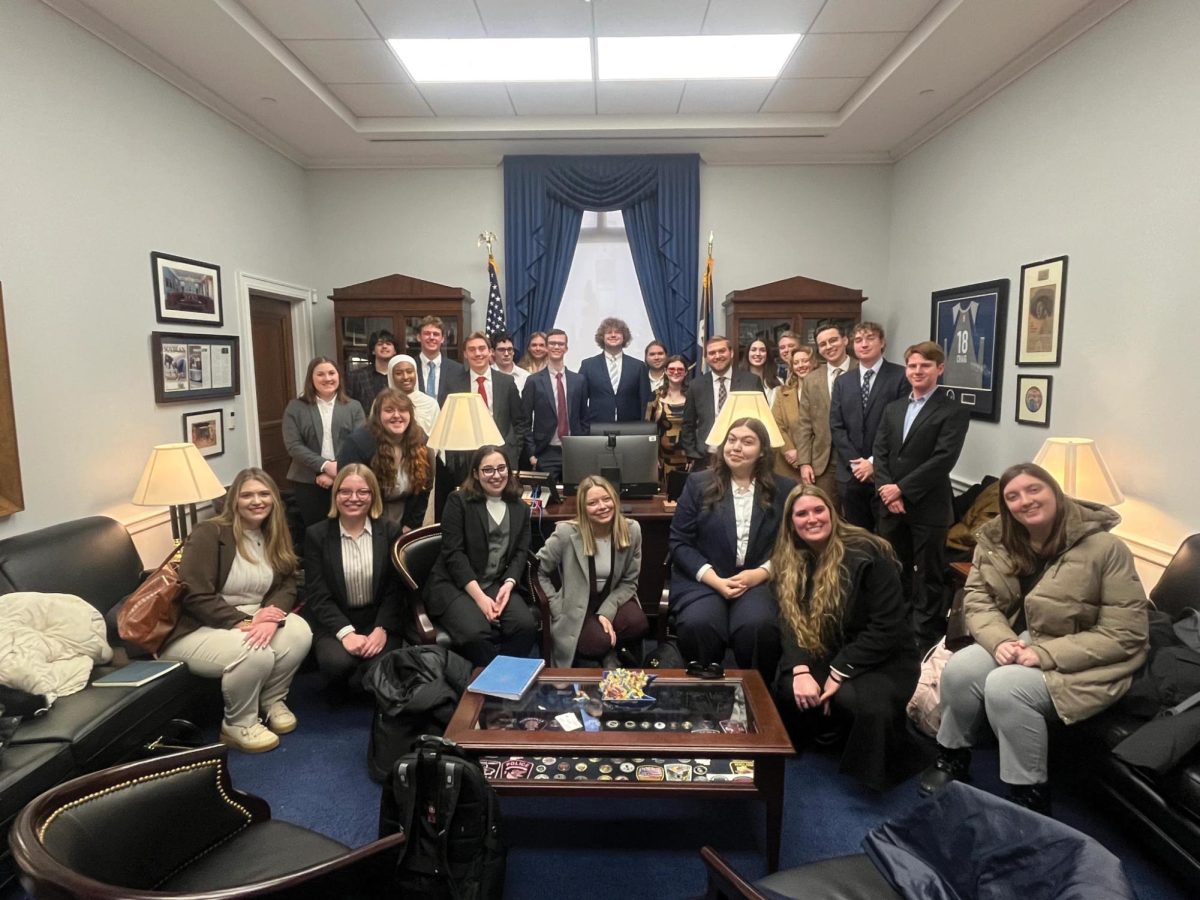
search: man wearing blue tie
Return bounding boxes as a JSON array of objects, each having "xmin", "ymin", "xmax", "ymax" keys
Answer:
[
  {"xmin": 414, "ymin": 315, "xmax": 465, "ymax": 406},
  {"xmin": 578, "ymin": 317, "xmax": 652, "ymax": 424}
]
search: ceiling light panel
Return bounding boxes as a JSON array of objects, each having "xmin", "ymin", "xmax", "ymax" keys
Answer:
[
  {"xmin": 598, "ymin": 35, "xmax": 802, "ymax": 80},
  {"xmin": 390, "ymin": 38, "xmax": 592, "ymax": 83}
]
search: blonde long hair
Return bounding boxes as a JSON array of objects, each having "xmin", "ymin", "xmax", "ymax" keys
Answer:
[
  {"xmin": 571, "ymin": 475, "xmax": 632, "ymax": 556},
  {"xmin": 212, "ymin": 468, "xmax": 298, "ymax": 576},
  {"xmin": 771, "ymin": 484, "xmax": 895, "ymax": 658}
]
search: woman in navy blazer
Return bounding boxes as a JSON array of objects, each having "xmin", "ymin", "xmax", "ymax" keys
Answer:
[
  {"xmin": 283, "ymin": 357, "xmax": 365, "ymax": 529},
  {"xmin": 302, "ymin": 464, "xmax": 404, "ymax": 689},
  {"xmin": 669, "ymin": 417, "xmax": 795, "ymax": 679}
]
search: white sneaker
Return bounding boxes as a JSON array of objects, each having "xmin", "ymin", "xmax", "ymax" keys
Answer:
[
  {"xmin": 263, "ymin": 701, "xmax": 298, "ymax": 735},
  {"xmin": 220, "ymin": 721, "xmax": 279, "ymax": 753}
]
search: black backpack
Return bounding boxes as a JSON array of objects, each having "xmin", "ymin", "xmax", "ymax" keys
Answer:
[{"xmin": 379, "ymin": 735, "xmax": 506, "ymax": 900}]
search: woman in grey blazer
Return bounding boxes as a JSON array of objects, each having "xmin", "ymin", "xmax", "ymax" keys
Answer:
[
  {"xmin": 535, "ymin": 475, "xmax": 648, "ymax": 667},
  {"xmin": 282, "ymin": 357, "xmax": 364, "ymax": 529}
]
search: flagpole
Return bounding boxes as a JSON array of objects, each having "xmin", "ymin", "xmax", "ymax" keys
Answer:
[
  {"xmin": 699, "ymin": 231, "xmax": 714, "ymax": 373},
  {"xmin": 479, "ymin": 230, "xmax": 506, "ymax": 338}
]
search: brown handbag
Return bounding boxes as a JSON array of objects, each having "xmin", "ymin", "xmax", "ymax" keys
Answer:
[{"xmin": 117, "ymin": 547, "xmax": 185, "ymax": 656}]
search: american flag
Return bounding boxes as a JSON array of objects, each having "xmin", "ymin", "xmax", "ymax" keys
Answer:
[
  {"xmin": 485, "ymin": 254, "xmax": 506, "ymax": 335},
  {"xmin": 697, "ymin": 239, "xmax": 714, "ymax": 372}
]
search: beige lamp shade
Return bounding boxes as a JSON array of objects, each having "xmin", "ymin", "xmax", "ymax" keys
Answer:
[
  {"xmin": 704, "ymin": 390, "xmax": 785, "ymax": 449},
  {"xmin": 426, "ymin": 392, "xmax": 504, "ymax": 451},
  {"xmin": 131, "ymin": 443, "xmax": 226, "ymax": 506},
  {"xmin": 1033, "ymin": 437, "xmax": 1124, "ymax": 505}
]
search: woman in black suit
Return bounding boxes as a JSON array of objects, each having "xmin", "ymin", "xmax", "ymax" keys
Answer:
[
  {"xmin": 423, "ymin": 445, "xmax": 538, "ymax": 667},
  {"xmin": 302, "ymin": 464, "xmax": 404, "ymax": 689},
  {"xmin": 283, "ymin": 356, "xmax": 365, "ymax": 529},
  {"xmin": 668, "ymin": 417, "xmax": 795, "ymax": 679}
]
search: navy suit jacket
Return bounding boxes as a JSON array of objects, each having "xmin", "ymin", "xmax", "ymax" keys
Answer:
[
  {"xmin": 578, "ymin": 353, "xmax": 652, "ymax": 424},
  {"xmin": 829, "ymin": 359, "xmax": 910, "ymax": 484},
  {"xmin": 668, "ymin": 470, "xmax": 796, "ymax": 611},
  {"xmin": 302, "ymin": 518, "xmax": 403, "ymax": 637},
  {"xmin": 415, "ymin": 354, "xmax": 466, "ymax": 406},
  {"xmin": 523, "ymin": 367, "xmax": 590, "ymax": 459},
  {"xmin": 872, "ymin": 388, "xmax": 970, "ymax": 527}
]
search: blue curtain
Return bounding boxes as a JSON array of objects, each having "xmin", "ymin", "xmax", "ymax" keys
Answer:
[{"xmin": 503, "ymin": 155, "xmax": 699, "ymax": 356}]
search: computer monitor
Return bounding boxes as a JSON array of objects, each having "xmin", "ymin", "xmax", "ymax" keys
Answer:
[
  {"xmin": 595, "ymin": 421, "xmax": 658, "ymax": 437},
  {"xmin": 561, "ymin": 434, "xmax": 659, "ymax": 499}
]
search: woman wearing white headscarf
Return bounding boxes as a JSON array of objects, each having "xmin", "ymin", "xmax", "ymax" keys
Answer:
[{"xmin": 387, "ymin": 354, "xmax": 440, "ymax": 435}]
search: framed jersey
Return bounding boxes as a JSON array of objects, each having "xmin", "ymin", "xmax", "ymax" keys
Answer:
[{"xmin": 930, "ymin": 279, "xmax": 1009, "ymax": 422}]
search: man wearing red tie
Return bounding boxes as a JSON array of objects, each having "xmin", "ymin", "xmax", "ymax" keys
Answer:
[
  {"xmin": 451, "ymin": 332, "xmax": 530, "ymax": 472},
  {"xmin": 524, "ymin": 329, "xmax": 590, "ymax": 485}
]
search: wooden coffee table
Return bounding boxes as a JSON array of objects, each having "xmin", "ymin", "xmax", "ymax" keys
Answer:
[{"xmin": 444, "ymin": 668, "xmax": 794, "ymax": 871}]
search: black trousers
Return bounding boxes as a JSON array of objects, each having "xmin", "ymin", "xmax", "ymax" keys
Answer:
[
  {"xmin": 433, "ymin": 587, "xmax": 538, "ymax": 667},
  {"xmin": 313, "ymin": 631, "xmax": 403, "ymax": 689},
  {"xmin": 878, "ymin": 513, "xmax": 949, "ymax": 644},
  {"xmin": 839, "ymin": 478, "xmax": 879, "ymax": 532},
  {"xmin": 291, "ymin": 481, "xmax": 331, "ymax": 531}
]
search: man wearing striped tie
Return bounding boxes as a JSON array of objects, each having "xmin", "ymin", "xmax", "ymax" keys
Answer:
[{"xmin": 679, "ymin": 335, "xmax": 761, "ymax": 470}]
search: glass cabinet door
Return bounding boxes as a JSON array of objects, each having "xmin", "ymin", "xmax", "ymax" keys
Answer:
[{"xmin": 342, "ymin": 315, "xmax": 393, "ymax": 372}]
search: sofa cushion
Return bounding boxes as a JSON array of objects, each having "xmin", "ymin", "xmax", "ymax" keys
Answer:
[
  {"xmin": 756, "ymin": 854, "xmax": 899, "ymax": 900},
  {"xmin": 0, "ymin": 741, "xmax": 77, "ymax": 887}
]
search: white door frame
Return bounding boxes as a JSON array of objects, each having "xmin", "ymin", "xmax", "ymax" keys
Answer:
[{"xmin": 234, "ymin": 272, "xmax": 317, "ymax": 466}]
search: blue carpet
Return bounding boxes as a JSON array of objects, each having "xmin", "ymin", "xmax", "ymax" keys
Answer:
[{"xmin": 3, "ymin": 671, "xmax": 1191, "ymax": 899}]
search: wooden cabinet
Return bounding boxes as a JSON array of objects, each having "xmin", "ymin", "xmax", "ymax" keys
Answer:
[
  {"xmin": 329, "ymin": 274, "xmax": 474, "ymax": 374},
  {"xmin": 723, "ymin": 275, "xmax": 866, "ymax": 357}
]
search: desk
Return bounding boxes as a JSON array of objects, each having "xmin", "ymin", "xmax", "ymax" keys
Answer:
[{"xmin": 531, "ymin": 495, "xmax": 675, "ymax": 628}]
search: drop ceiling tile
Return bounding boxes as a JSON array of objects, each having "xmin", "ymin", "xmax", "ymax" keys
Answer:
[
  {"xmin": 508, "ymin": 82, "xmax": 596, "ymax": 115},
  {"xmin": 678, "ymin": 80, "xmax": 774, "ymax": 115},
  {"xmin": 358, "ymin": 0, "xmax": 485, "ymax": 39},
  {"xmin": 596, "ymin": 81, "xmax": 684, "ymax": 115},
  {"xmin": 327, "ymin": 83, "xmax": 434, "ymax": 117},
  {"xmin": 242, "ymin": 0, "xmax": 376, "ymax": 39},
  {"xmin": 702, "ymin": 0, "xmax": 824, "ymax": 35},
  {"xmin": 476, "ymin": 0, "xmax": 593, "ymax": 37},
  {"xmin": 761, "ymin": 77, "xmax": 864, "ymax": 113},
  {"xmin": 809, "ymin": 0, "xmax": 939, "ymax": 34},
  {"xmin": 286, "ymin": 39, "xmax": 408, "ymax": 83},
  {"xmin": 782, "ymin": 32, "xmax": 906, "ymax": 78},
  {"xmin": 420, "ymin": 83, "xmax": 516, "ymax": 117},
  {"xmin": 594, "ymin": 0, "xmax": 708, "ymax": 37}
]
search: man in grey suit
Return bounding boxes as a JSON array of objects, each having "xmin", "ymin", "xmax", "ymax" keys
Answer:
[
  {"xmin": 829, "ymin": 321, "xmax": 910, "ymax": 530},
  {"xmin": 680, "ymin": 335, "xmax": 762, "ymax": 467},
  {"xmin": 796, "ymin": 322, "xmax": 856, "ymax": 501}
]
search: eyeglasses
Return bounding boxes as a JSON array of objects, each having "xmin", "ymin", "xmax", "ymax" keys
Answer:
[
  {"xmin": 547, "ymin": 341, "xmax": 567, "ymax": 348},
  {"xmin": 479, "ymin": 465, "xmax": 509, "ymax": 477},
  {"xmin": 666, "ymin": 367, "xmax": 687, "ymax": 374},
  {"xmin": 336, "ymin": 489, "xmax": 373, "ymax": 499},
  {"xmin": 494, "ymin": 346, "xmax": 514, "ymax": 354}
]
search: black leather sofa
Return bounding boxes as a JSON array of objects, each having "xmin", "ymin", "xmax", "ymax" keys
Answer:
[
  {"xmin": 1073, "ymin": 533, "xmax": 1200, "ymax": 883},
  {"xmin": 0, "ymin": 517, "xmax": 214, "ymax": 888}
]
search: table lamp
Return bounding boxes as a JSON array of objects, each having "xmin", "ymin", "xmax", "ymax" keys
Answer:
[
  {"xmin": 704, "ymin": 391, "xmax": 786, "ymax": 449},
  {"xmin": 427, "ymin": 392, "xmax": 504, "ymax": 451},
  {"xmin": 1033, "ymin": 437, "xmax": 1124, "ymax": 505},
  {"xmin": 132, "ymin": 442, "xmax": 227, "ymax": 542}
]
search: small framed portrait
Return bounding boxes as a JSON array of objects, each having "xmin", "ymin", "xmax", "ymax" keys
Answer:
[
  {"xmin": 152, "ymin": 251, "xmax": 223, "ymax": 327},
  {"xmin": 1015, "ymin": 374, "xmax": 1052, "ymax": 427},
  {"xmin": 1016, "ymin": 256, "xmax": 1067, "ymax": 366},
  {"xmin": 182, "ymin": 408, "xmax": 225, "ymax": 457},
  {"xmin": 930, "ymin": 279, "xmax": 1009, "ymax": 422}
]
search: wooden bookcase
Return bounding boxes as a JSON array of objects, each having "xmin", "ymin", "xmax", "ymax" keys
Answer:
[{"xmin": 723, "ymin": 275, "xmax": 867, "ymax": 357}]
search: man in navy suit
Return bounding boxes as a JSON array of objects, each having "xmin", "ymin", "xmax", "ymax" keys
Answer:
[
  {"xmin": 414, "ymin": 315, "xmax": 466, "ymax": 406},
  {"xmin": 829, "ymin": 322, "xmax": 910, "ymax": 531},
  {"xmin": 873, "ymin": 341, "xmax": 970, "ymax": 647},
  {"xmin": 524, "ymin": 328, "xmax": 589, "ymax": 484},
  {"xmin": 578, "ymin": 317, "xmax": 652, "ymax": 424},
  {"xmin": 680, "ymin": 335, "xmax": 761, "ymax": 467}
]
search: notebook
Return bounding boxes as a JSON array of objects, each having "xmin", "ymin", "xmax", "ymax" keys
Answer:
[
  {"xmin": 467, "ymin": 656, "xmax": 545, "ymax": 701},
  {"xmin": 92, "ymin": 660, "xmax": 182, "ymax": 688}
]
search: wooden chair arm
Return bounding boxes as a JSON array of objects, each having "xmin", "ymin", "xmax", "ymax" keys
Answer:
[{"xmin": 700, "ymin": 846, "xmax": 769, "ymax": 900}]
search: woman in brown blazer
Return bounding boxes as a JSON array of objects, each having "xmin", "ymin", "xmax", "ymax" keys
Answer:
[{"xmin": 772, "ymin": 346, "xmax": 817, "ymax": 479}]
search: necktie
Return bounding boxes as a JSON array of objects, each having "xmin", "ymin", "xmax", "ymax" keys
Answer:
[
  {"xmin": 717, "ymin": 375, "xmax": 727, "ymax": 413},
  {"xmin": 861, "ymin": 369, "xmax": 874, "ymax": 410},
  {"xmin": 477, "ymin": 375, "xmax": 488, "ymax": 408},
  {"xmin": 427, "ymin": 361, "xmax": 437, "ymax": 398},
  {"xmin": 607, "ymin": 355, "xmax": 620, "ymax": 393},
  {"xmin": 555, "ymin": 372, "xmax": 569, "ymax": 439}
]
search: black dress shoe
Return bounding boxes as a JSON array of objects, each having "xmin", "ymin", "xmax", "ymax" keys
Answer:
[
  {"xmin": 1008, "ymin": 782, "xmax": 1052, "ymax": 816},
  {"xmin": 918, "ymin": 745, "xmax": 971, "ymax": 796}
]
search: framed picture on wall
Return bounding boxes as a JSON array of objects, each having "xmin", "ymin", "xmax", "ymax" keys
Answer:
[
  {"xmin": 0, "ymin": 283, "xmax": 24, "ymax": 517},
  {"xmin": 152, "ymin": 332, "xmax": 239, "ymax": 403},
  {"xmin": 152, "ymin": 251, "xmax": 223, "ymax": 327},
  {"xmin": 1015, "ymin": 374, "xmax": 1053, "ymax": 427},
  {"xmin": 930, "ymin": 279, "xmax": 1009, "ymax": 422},
  {"xmin": 182, "ymin": 408, "xmax": 225, "ymax": 457},
  {"xmin": 1016, "ymin": 255, "xmax": 1067, "ymax": 366}
]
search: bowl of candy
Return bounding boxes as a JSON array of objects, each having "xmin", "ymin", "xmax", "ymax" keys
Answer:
[{"xmin": 600, "ymin": 669, "xmax": 656, "ymax": 711}]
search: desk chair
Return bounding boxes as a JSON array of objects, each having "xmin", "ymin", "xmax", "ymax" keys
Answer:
[
  {"xmin": 391, "ymin": 525, "xmax": 447, "ymax": 647},
  {"xmin": 9, "ymin": 744, "xmax": 404, "ymax": 899},
  {"xmin": 526, "ymin": 559, "xmax": 561, "ymax": 663}
]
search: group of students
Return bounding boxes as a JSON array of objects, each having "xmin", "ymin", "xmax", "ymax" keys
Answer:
[{"xmin": 155, "ymin": 319, "xmax": 1149, "ymax": 819}]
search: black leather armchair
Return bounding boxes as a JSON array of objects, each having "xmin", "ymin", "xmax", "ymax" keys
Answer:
[
  {"xmin": 9, "ymin": 744, "xmax": 404, "ymax": 898},
  {"xmin": 702, "ymin": 847, "xmax": 897, "ymax": 900},
  {"xmin": 391, "ymin": 525, "xmax": 448, "ymax": 646}
]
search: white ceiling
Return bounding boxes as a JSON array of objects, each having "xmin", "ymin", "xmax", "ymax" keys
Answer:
[{"xmin": 42, "ymin": 0, "xmax": 1129, "ymax": 168}]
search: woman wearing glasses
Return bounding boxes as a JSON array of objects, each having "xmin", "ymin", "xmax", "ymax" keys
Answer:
[
  {"xmin": 302, "ymin": 464, "xmax": 404, "ymax": 690},
  {"xmin": 647, "ymin": 354, "xmax": 690, "ymax": 483},
  {"xmin": 424, "ymin": 446, "xmax": 538, "ymax": 666}
]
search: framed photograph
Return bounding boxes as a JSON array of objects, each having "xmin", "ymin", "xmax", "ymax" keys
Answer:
[
  {"xmin": 1016, "ymin": 255, "xmax": 1067, "ymax": 366},
  {"xmin": 152, "ymin": 251, "xmax": 223, "ymax": 327},
  {"xmin": 1015, "ymin": 374, "xmax": 1053, "ymax": 427},
  {"xmin": 152, "ymin": 332, "xmax": 239, "ymax": 403},
  {"xmin": 182, "ymin": 408, "xmax": 225, "ymax": 457},
  {"xmin": 930, "ymin": 278, "xmax": 1009, "ymax": 422},
  {"xmin": 0, "ymin": 283, "xmax": 24, "ymax": 517}
]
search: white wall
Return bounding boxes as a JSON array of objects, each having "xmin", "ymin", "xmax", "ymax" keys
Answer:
[
  {"xmin": 887, "ymin": 0, "xmax": 1200, "ymax": 575},
  {"xmin": 0, "ymin": 0, "xmax": 311, "ymax": 552}
]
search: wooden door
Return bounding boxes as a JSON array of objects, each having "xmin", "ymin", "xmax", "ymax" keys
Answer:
[{"xmin": 249, "ymin": 295, "xmax": 295, "ymax": 488}]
